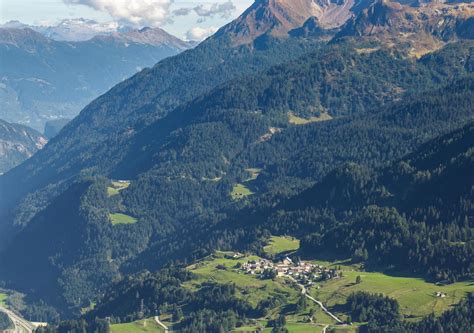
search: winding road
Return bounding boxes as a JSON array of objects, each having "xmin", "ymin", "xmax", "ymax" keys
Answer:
[
  {"xmin": 154, "ymin": 316, "xmax": 169, "ymax": 333},
  {"xmin": 287, "ymin": 276, "xmax": 344, "ymax": 324},
  {"xmin": 305, "ymin": 294, "xmax": 343, "ymax": 324},
  {"xmin": 0, "ymin": 306, "xmax": 35, "ymax": 333}
]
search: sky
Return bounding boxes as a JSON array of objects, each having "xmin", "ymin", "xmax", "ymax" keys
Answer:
[{"xmin": 0, "ymin": 0, "xmax": 253, "ymax": 40}]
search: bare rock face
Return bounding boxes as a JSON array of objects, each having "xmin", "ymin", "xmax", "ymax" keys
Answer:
[
  {"xmin": 336, "ymin": 0, "xmax": 474, "ymax": 57},
  {"xmin": 0, "ymin": 119, "xmax": 47, "ymax": 173},
  {"xmin": 214, "ymin": 0, "xmax": 373, "ymax": 44},
  {"xmin": 213, "ymin": 0, "xmax": 473, "ymax": 46}
]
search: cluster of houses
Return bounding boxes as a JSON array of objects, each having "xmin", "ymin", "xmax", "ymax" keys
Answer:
[{"xmin": 239, "ymin": 256, "xmax": 340, "ymax": 285}]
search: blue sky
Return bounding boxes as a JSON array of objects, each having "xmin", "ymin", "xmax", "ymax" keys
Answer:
[{"xmin": 0, "ymin": 0, "xmax": 253, "ymax": 39}]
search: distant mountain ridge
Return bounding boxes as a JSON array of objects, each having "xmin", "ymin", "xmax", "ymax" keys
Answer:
[
  {"xmin": 93, "ymin": 27, "xmax": 191, "ymax": 50},
  {"xmin": 1, "ymin": 19, "xmax": 121, "ymax": 42},
  {"xmin": 0, "ymin": 26, "xmax": 193, "ymax": 130}
]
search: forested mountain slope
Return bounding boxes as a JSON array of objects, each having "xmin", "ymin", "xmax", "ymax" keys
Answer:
[
  {"xmin": 2, "ymin": 73, "xmax": 472, "ymax": 314},
  {"xmin": 123, "ymin": 119, "xmax": 473, "ymax": 286},
  {"xmin": 293, "ymin": 121, "xmax": 474, "ymax": 281},
  {"xmin": 0, "ymin": 0, "xmax": 473, "ymax": 317},
  {"xmin": 4, "ymin": 0, "xmax": 472, "ymax": 217},
  {"xmin": 0, "ymin": 31, "xmax": 327, "ymax": 227},
  {"xmin": 32, "ymin": 122, "xmax": 474, "ymax": 332},
  {"xmin": 2, "ymin": 38, "xmax": 473, "ymax": 233},
  {"xmin": 121, "ymin": 77, "xmax": 474, "ymax": 277},
  {"xmin": 2, "ymin": 0, "xmax": 472, "ymax": 228}
]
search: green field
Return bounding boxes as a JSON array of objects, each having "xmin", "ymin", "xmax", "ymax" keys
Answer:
[
  {"xmin": 109, "ymin": 213, "xmax": 138, "ymax": 225},
  {"xmin": 288, "ymin": 112, "xmax": 332, "ymax": 125},
  {"xmin": 230, "ymin": 168, "xmax": 261, "ymax": 199},
  {"xmin": 259, "ymin": 322, "xmax": 354, "ymax": 333},
  {"xmin": 264, "ymin": 236, "xmax": 300, "ymax": 256},
  {"xmin": 110, "ymin": 318, "xmax": 164, "ymax": 333},
  {"xmin": 285, "ymin": 322, "xmax": 325, "ymax": 333},
  {"xmin": 107, "ymin": 181, "xmax": 130, "ymax": 197},
  {"xmin": 186, "ymin": 251, "xmax": 339, "ymax": 332},
  {"xmin": 312, "ymin": 270, "xmax": 474, "ymax": 320},
  {"xmin": 231, "ymin": 183, "xmax": 255, "ymax": 200},
  {"xmin": 0, "ymin": 293, "xmax": 7, "ymax": 307},
  {"xmin": 182, "ymin": 251, "xmax": 472, "ymax": 332},
  {"xmin": 257, "ymin": 322, "xmax": 326, "ymax": 333},
  {"xmin": 233, "ymin": 317, "xmax": 335, "ymax": 332},
  {"xmin": 185, "ymin": 252, "xmax": 299, "ymax": 308}
]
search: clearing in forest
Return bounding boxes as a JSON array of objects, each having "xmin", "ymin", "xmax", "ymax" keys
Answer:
[{"xmin": 109, "ymin": 213, "xmax": 137, "ymax": 225}]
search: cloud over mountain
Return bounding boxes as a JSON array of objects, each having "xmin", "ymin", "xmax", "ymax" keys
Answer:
[{"xmin": 186, "ymin": 26, "xmax": 218, "ymax": 41}]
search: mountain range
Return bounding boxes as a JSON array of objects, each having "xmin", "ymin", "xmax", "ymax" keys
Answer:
[
  {"xmin": 0, "ymin": 25, "xmax": 192, "ymax": 131},
  {"xmin": 0, "ymin": 0, "xmax": 472, "ymax": 329},
  {"xmin": 0, "ymin": 19, "xmax": 121, "ymax": 42}
]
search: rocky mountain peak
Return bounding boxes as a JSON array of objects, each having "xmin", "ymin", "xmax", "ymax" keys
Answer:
[
  {"xmin": 336, "ymin": 0, "xmax": 474, "ymax": 57},
  {"xmin": 214, "ymin": 0, "xmax": 372, "ymax": 44}
]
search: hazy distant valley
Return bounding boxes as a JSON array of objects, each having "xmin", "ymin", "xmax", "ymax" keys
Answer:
[
  {"xmin": 0, "ymin": 22, "xmax": 192, "ymax": 132},
  {"xmin": 0, "ymin": 20, "xmax": 193, "ymax": 173}
]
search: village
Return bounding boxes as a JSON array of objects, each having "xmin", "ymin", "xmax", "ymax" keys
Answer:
[{"xmin": 236, "ymin": 255, "xmax": 341, "ymax": 286}]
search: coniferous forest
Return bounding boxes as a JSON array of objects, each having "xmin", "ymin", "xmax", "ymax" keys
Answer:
[{"xmin": 0, "ymin": 0, "xmax": 473, "ymax": 332}]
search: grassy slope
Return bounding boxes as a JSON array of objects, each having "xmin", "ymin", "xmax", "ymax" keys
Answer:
[
  {"xmin": 110, "ymin": 249, "xmax": 472, "ymax": 332},
  {"xmin": 226, "ymin": 233, "xmax": 472, "ymax": 329},
  {"xmin": 288, "ymin": 112, "xmax": 332, "ymax": 125},
  {"xmin": 231, "ymin": 184, "xmax": 255, "ymax": 200},
  {"xmin": 185, "ymin": 252, "xmax": 297, "ymax": 308},
  {"xmin": 109, "ymin": 213, "xmax": 138, "ymax": 225},
  {"xmin": 187, "ymin": 252, "xmax": 338, "ymax": 333},
  {"xmin": 264, "ymin": 236, "xmax": 300, "ymax": 256},
  {"xmin": 261, "ymin": 322, "xmax": 325, "ymax": 332},
  {"xmin": 231, "ymin": 168, "xmax": 262, "ymax": 200},
  {"xmin": 186, "ymin": 238, "xmax": 474, "ymax": 330},
  {"xmin": 0, "ymin": 293, "xmax": 7, "ymax": 307},
  {"xmin": 259, "ymin": 240, "xmax": 474, "ymax": 322},
  {"xmin": 110, "ymin": 318, "xmax": 163, "ymax": 333},
  {"xmin": 107, "ymin": 181, "xmax": 130, "ymax": 197},
  {"xmin": 312, "ymin": 269, "xmax": 474, "ymax": 321},
  {"xmin": 107, "ymin": 180, "xmax": 136, "ymax": 225}
]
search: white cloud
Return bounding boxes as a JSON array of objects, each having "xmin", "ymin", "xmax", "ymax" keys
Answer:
[
  {"xmin": 172, "ymin": 7, "xmax": 192, "ymax": 17},
  {"xmin": 63, "ymin": 0, "xmax": 173, "ymax": 27},
  {"xmin": 186, "ymin": 26, "xmax": 217, "ymax": 41},
  {"xmin": 193, "ymin": 1, "xmax": 236, "ymax": 19},
  {"xmin": 173, "ymin": 1, "xmax": 236, "ymax": 21}
]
